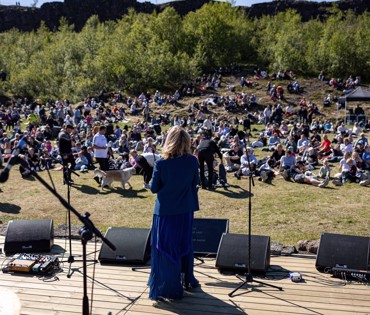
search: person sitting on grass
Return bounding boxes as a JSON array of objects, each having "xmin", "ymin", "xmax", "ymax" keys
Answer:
[
  {"xmin": 258, "ymin": 157, "xmax": 276, "ymax": 183},
  {"xmin": 302, "ymin": 146, "xmax": 319, "ymax": 169},
  {"xmin": 27, "ymin": 147, "xmax": 41, "ymax": 171},
  {"xmin": 327, "ymin": 143, "xmax": 343, "ymax": 163},
  {"xmin": 267, "ymin": 132, "xmax": 281, "ymax": 151},
  {"xmin": 280, "ymin": 147, "xmax": 296, "ymax": 180},
  {"xmin": 332, "ymin": 151, "xmax": 352, "ymax": 185},
  {"xmin": 317, "ymin": 134, "xmax": 332, "ymax": 159},
  {"xmin": 290, "ymin": 160, "xmax": 329, "ymax": 188},
  {"xmin": 223, "ymin": 143, "xmax": 243, "ymax": 172},
  {"xmin": 318, "ymin": 158, "xmax": 331, "ymax": 179},
  {"xmin": 234, "ymin": 147, "xmax": 258, "ymax": 180},
  {"xmin": 362, "ymin": 144, "xmax": 370, "ymax": 170},
  {"xmin": 333, "ymin": 157, "xmax": 363, "ymax": 186},
  {"xmin": 340, "ymin": 137, "xmax": 353, "ymax": 155},
  {"xmin": 270, "ymin": 143, "xmax": 285, "ymax": 168},
  {"xmin": 358, "ymin": 144, "xmax": 370, "ymax": 186},
  {"xmin": 74, "ymin": 151, "xmax": 89, "ymax": 171},
  {"xmin": 297, "ymin": 134, "xmax": 309, "ymax": 155}
]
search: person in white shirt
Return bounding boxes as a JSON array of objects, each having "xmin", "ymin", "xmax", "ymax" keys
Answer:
[
  {"xmin": 340, "ymin": 137, "xmax": 353, "ymax": 155},
  {"xmin": 93, "ymin": 125, "xmax": 108, "ymax": 171},
  {"xmin": 352, "ymin": 122, "xmax": 362, "ymax": 137},
  {"xmin": 202, "ymin": 115, "xmax": 213, "ymax": 139},
  {"xmin": 234, "ymin": 147, "xmax": 258, "ymax": 179}
]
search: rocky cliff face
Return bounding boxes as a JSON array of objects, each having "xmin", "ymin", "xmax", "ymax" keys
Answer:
[
  {"xmin": 0, "ymin": 0, "xmax": 369, "ymax": 32},
  {"xmin": 246, "ymin": 0, "xmax": 370, "ymax": 22}
]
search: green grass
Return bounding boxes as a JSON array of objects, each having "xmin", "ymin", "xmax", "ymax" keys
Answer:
[
  {"xmin": 1, "ymin": 147, "xmax": 369, "ymax": 246},
  {"xmin": 3, "ymin": 74, "xmax": 369, "ymax": 246}
]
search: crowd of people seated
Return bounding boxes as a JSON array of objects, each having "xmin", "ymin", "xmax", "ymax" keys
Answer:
[{"xmin": 1, "ymin": 67, "xmax": 369, "ymax": 190}]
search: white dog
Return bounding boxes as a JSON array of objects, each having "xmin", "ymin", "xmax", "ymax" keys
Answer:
[{"xmin": 94, "ymin": 167, "xmax": 136, "ymax": 191}]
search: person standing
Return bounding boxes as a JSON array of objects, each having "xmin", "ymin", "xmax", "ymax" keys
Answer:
[
  {"xmin": 197, "ymin": 137, "xmax": 223, "ymax": 189},
  {"xmin": 93, "ymin": 125, "xmax": 108, "ymax": 184},
  {"xmin": 58, "ymin": 124, "xmax": 76, "ymax": 183},
  {"xmin": 148, "ymin": 126, "xmax": 199, "ymax": 301}
]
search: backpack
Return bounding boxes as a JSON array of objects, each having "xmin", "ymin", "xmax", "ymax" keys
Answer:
[
  {"xmin": 204, "ymin": 171, "xmax": 218, "ymax": 186},
  {"xmin": 283, "ymin": 168, "xmax": 291, "ymax": 181},
  {"xmin": 217, "ymin": 163, "xmax": 229, "ymax": 187}
]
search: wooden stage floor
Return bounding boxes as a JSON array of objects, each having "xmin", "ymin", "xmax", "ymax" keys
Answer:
[{"xmin": 0, "ymin": 236, "xmax": 369, "ymax": 315}]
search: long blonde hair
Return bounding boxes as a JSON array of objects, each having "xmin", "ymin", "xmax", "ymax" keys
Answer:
[{"xmin": 162, "ymin": 126, "xmax": 192, "ymax": 159}]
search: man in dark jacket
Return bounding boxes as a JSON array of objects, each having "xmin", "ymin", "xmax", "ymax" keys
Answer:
[
  {"xmin": 197, "ymin": 138, "xmax": 223, "ymax": 190},
  {"xmin": 58, "ymin": 124, "xmax": 75, "ymax": 183}
]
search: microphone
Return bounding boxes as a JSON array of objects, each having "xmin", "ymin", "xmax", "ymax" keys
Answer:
[{"xmin": 0, "ymin": 136, "xmax": 28, "ymax": 183}]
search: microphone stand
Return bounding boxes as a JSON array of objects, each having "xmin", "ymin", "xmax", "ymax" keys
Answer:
[
  {"xmin": 15, "ymin": 157, "xmax": 116, "ymax": 315},
  {"xmin": 228, "ymin": 145, "xmax": 282, "ymax": 297},
  {"xmin": 63, "ymin": 164, "xmax": 89, "ymax": 278},
  {"xmin": 49, "ymin": 154, "xmax": 92, "ymax": 278}
]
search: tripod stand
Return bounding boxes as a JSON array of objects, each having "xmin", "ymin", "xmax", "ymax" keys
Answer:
[
  {"xmin": 229, "ymin": 150, "xmax": 282, "ymax": 297},
  {"xmin": 62, "ymin": 164, "xmax": 88, "ymax": 278}
]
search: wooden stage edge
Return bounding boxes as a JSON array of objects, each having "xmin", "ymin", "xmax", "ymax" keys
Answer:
[{"xmin": 0, "ymin": 237, "xmax": 369, "ymax": 315}]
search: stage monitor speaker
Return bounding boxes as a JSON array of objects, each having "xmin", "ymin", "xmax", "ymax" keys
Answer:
[
  {"xmin": 192, "ymin": 218, "xmax": 229, "ymax": 256},
  {"xmin": 216, "ymin": 233, "xmax": 270, "ymax": 274},
  {"xmin": 99, "ymin": 227, "xmax": 151, "ymax": 264},
  {"xmin": 4, "ymin": 219, "xmax": 54, "ymax": 255},
  {"xmin": 315, "ymin": 233, "xmax": 370, "ymax": 273}
]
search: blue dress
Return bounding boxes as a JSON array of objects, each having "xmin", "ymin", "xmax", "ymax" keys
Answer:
[{"xmin": 148, "ymin": 154, "xmax": 199, "ymax": 300}]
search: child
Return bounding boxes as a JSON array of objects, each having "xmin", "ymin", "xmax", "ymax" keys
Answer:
[
  {"xmin": 342, "ymin": 158, "xmax": 358, "ymax": 183},
  {"xmin": 318, "ymin": 159, "xmax": 330, "ymax": 179}
]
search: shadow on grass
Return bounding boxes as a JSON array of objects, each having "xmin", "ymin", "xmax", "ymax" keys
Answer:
[
  {"xmin": 71, "ymin": 184, "xmax": 147, "ymax": 198},
  {"xmin": 210, "ymin": 185, "xmax": 253, "ymax": 199},
  {"xmin": 70, "ymin": 184, "xmax": 101, "ymax": 195},
  {"xmin": 0, "ymin": 203, "xmax": 21, "ymax": 214}
]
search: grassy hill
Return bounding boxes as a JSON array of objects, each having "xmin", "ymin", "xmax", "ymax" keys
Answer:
[{"xmin": 0, "ymin": 74, "xmax": 369, "ymax": 246}]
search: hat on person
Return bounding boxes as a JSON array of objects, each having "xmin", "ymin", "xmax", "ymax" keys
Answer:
[
  {"xmin": 66, "ymin": 124, "xmax": 74, "ymax": 129},
  {"xmin": 357, "ymin": 140, "xmax": 364, "ymax": 145}
]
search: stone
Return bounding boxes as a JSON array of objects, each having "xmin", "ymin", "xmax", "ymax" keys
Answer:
[
  {"xmin": 271, "ymin": 241, "xmax": 297, "ymax": 256},
  {"xmin": 297, "ymin": 239, "xmax": 320, "ymax": 254}
]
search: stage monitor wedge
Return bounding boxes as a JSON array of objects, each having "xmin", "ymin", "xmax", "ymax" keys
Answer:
[
  {"xmin": 316, "ymin": 233, "xmax": 370, "ymax": 274},
  {"xmin": 99, "ymin": 227, "xmax": 151, "ymax": 264},
  {"xmin": 4, "ymin": 219, "xmax": 54, "ymax": 255},
  {"xmin": 192, "ymin": 218, "xmax": 229, "ymax": 256},
  {"xmin": 216, "ymin": 233, "xmax": 270, "ymax": 274}
]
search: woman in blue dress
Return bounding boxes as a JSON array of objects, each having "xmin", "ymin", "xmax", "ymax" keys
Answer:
[{"xmin": 148, "ymin": 125, "xmax": 199, "ymax": 300}]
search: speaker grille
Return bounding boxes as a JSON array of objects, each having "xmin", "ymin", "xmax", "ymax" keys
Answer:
[
  {"xmin": 316, "ymin": 233, "xmax": 370, "ymax": 273},
  {"xmin": 216, "ymin": 233, "xmax": 270, "ymax": 274},
  {"xmin": 99, "ymin": 227, "xmax": 151, "ymax": 264},
  {"xmin": 4, "ymin": 219, "xmax": 54, "ymax": 255}
]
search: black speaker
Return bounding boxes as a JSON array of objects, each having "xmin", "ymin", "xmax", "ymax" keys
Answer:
[
  {"xmin": 216, "ymin": 233, "xmax": 270, "ymax": 274},
  {"xmin": 99, "ymin": 227, "xmax": 151, "ymax": 264},
  {"xmin": 192, "ymin": 218, "xmax": 229, "ymax": 256},
  {"xmin": 4, "ymin": 219, "xmax": 54, "ymax": 255},
  {"xmin": 316, "ymin": 233, "xmax": 370, "ymax": 274}
]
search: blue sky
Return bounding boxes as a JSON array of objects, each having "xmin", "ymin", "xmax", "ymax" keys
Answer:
[{"xmin": 0, "ymin": 0, "xmax": 336, "ymax": 8}]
